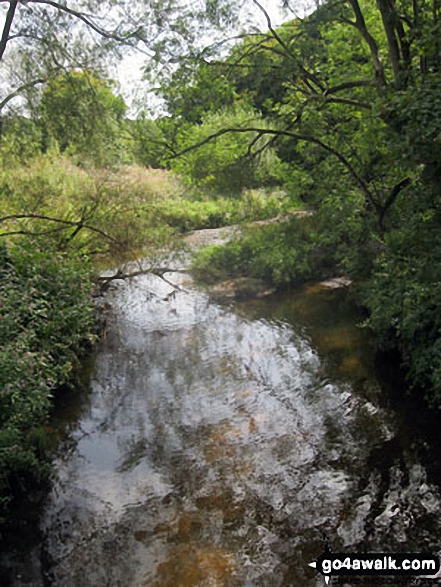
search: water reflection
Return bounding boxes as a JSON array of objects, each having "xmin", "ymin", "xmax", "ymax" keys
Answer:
[{"xmin": 7, "ymin": 274, "xmax": 441, "ymax": 586}]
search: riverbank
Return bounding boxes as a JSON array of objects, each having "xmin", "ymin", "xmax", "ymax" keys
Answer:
[
  {"xmin": 190, "ymin": 212, "xmax": 441, "ymax": 408},
  {"xmin": 0, "ymin": 243, "xmax": 96, "ymax": 526}
]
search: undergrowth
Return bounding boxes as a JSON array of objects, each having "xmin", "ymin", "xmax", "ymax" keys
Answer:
[
  {"xmin": 0, "ymin": 242, "xmax": 96, "ymax": 523},
  {"xmin": 192, "ymin": 215, "xmax": 337, "ymax": 287}
]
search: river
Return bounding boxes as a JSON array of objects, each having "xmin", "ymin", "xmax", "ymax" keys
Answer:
[{"xmin": 2, "ymin": 248, "xmax": 441, "ymax": 586}]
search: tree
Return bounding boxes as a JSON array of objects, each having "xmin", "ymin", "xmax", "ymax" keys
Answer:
[
  {"xmin": 0, "ymin": 0, "xmax": 248, "ymax": 118},
  {"xmin": 163, "ymin": 0, "xmax": 439, "ymax": 231},
  {"xmin": 159, "ymin": 60, "xmax": 237, "ymax": 125},
  {"xmin": 163, "ymin": 0, "xmax": 441, "ymax": 403},
  {"xmin": 170, "ymin": 104, "xmax": 283, "ymax": 192},
  {"xmin": 0, "ymin": 0, "xmax": 137, "ymax": 115},
  {"xmin": 39, "ymin": 71, "xmax": 128, "ymax": 166},
  {"xmin": 127, "ymin": 113, "xmax": 168, "ymax": 168}
]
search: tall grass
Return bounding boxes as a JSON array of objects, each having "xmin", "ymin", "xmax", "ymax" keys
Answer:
[{"xmin": 0, "ymin": 156, "xmax": 293, "ymax": 261}]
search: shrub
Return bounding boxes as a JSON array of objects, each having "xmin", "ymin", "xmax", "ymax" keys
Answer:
[
  {"xmin": 170, "ymin": 105, "xmax": 284, "ymax": 193},
  {"xmin": 192, "ymin": 215, "xmax": 336, "ymax": 286},
  {"xmin": 363, "ymin": 209, "xmax": 441, "ymax": 403},
  {"xmin": 0, "ymin": 241, "xmax": 96, "ymax": 521}
]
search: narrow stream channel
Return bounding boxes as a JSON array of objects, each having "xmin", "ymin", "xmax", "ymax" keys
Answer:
[{"xmin": 3, "ymin": 258, "xmax": 441, "ymax": 586}]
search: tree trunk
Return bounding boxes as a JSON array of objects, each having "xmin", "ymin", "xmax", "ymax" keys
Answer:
[
  {"xmin": 347, "ymin": 0, "xmax": 388, "ymax": 92},
  {"xmin": 376, "ymin": 0, "xmax": 402, "ymax": 80}
]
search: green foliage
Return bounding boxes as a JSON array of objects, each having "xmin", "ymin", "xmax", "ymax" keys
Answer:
[
  {"xmin": 192, "ymin": 215, "xmax": 334, "ymax": 286},
  {"xmin": 171, "ymin": 105, "xmax": 284, "ymax": 193},
  {"xmin": 362, "ymin": 182, "xmax": 441, "ymax": 402},
  {"xmin": 158, "ymin": 61, "xmax": 237, "ymax": 124},
  {"xmin": 0, "ymin": 157, "xmax": 184, "ymax": 257},
  {"xmin": 127, "ymin": 114, "xmax": 167, "ymax": 168},
  {"xmin": 386, "ymin": 75, "xmax": 441, "ymax": 182},
  {"xmin": 154, "ymin": 188, "xmax": 290, "ymax": 232},
  {"xmin": 39, "ymin": 72, "xmax": 128, "ymax": 167},
  {"xmin": 0, "ymin": 241, "xmax": 95, "ymax": 520},
  {"xmin": 0, "ymin": 155, "xmax": 290, "ymax": 263},
  {"xmin": 0, "ymin": 116, "xmax": 42, "ymax": 162},
  {"xmin": 161, "ymin": 0, "xmax": 441, "ymax": 406},
  {"xmin": 0, "ymin": 155, "xmax": 293, "ymax": 521}
]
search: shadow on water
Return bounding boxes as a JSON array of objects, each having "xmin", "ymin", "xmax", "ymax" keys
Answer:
[{"xmin": 2, "ymin": 275, "xmax": 441, "ymax": 586}]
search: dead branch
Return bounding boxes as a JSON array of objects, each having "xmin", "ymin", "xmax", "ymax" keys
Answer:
[
  {"xmin": 0, "ymin": 0, "xmax": 18, "ymax": 61},
  {"xmin": 0, "ymin": 213, "xmax": 120, "ymax": 243},
  {"xmin": 96, "ymin": 266, "xmax": 189, "ymax": 295}
]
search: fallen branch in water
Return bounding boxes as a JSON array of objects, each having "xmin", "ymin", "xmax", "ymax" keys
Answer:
[{"xmin": 95, "ymin": 266, "xmax": 189, "ymax": 295}]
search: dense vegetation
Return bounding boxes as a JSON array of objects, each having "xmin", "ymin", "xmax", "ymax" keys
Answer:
[
  {"xmin": 0, "ymin": 0, "xmax": 441, "ymax": 523},
  {"xmin": 0, "ymin": 243, "xmax": 95, "ymax": 521},
  {"xmin": 174, "ymin": 0, "xmax": 441, "ymax": 404}
]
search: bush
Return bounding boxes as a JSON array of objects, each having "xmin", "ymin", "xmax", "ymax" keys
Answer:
[
  {"xmin": 0, "ymin": 158, "xmax": 185, "ymax": 257},
  {"xmin": 192, "ymin": 215, "xmax": 336, "ymax": 286},
  {"xmin": 362, "ymin": 206, "xmax": 441, "ymax": 403},
  {"xmin": 0, "ymin": 241, "xmax": 96, "ymax": 521},
  {"xmin": 170, "ymin": 105, "xmax": 284, "ymax": 193},
  {"xmin": 0, "ymin": 116, "xmax": 43, "ymax": 163},
  {"xmin": 153, "ymin": 188, "xmax": 289, "ymax": 232}
]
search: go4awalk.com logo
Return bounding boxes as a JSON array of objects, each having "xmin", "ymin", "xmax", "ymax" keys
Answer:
[{"xmin": 308, "ymin": 551, "xmax": 441, "ymax": 584}]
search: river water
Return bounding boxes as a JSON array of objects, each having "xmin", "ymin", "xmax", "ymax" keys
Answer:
[{"xmin": 3, "ymin": 262, "xmax": 441, "ymax": 586}]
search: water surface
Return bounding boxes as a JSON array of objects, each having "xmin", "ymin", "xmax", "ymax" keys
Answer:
[{"xmin": 4, "ymin": 271, "xmax": 441, "ymax": 586}]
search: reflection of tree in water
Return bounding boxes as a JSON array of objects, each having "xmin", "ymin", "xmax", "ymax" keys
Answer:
[{"xmin": 8, "ymin": 275, "xmax": 441, "ymax": 586}]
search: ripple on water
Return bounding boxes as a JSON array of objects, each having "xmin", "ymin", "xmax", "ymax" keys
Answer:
[{"xmin": 13, "ymin": 272, "xmax": 441, "ymax": 586}]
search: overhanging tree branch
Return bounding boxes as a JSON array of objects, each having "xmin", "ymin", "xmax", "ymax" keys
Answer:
[
  {"xmin": 168, "ymin": 126, "xmax": 377, "ymax": 209},
  {"xmin": 96, "ymin": 266, "xmax": 189, "ymax": 294},
  {"xmin": 0, "ymin": 0, "xmax": 18, "ymax": 60},
  {"xmin": 0, "ymin": 213, "xmax": 120, "ymax": 243},
  {"xmin": 0, "ymin": 78, "xmax": 46, "ymax": 112},
  {"xmin": 251, "ymin": 0, "xmax": 325, "ymax": 92},
  {"xmin": 324, "ymin": 79, "xmax": 372, "ymax": 94}
]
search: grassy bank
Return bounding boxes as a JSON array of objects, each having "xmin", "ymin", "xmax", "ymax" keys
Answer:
[
  {"xmin": 0, "ymin": 156, "xmax": 292, "ymax": 260},
  {"xmin": 192, "ymin": 190, "xmax": 441, "ymax": 406},
  {"xmin": 192, "ymin": 215, "xmax": 338, "ymax": 287}
]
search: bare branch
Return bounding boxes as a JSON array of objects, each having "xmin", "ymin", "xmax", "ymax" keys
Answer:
[
  {"xmin": 0, "ymin": 78, "xmax": 46, "ymax": 112},
  {"xmin": 0, "ymin": 226, "xmax": 66, "ymax": 238},
  {"xmin": 96, "ymin": 266, "xmax": 189, "ymax": 294},
  {"xmin": 168, "ymin": 126, "xmax": 377, "ymax": 208},
  {"xmin": 0, "ymin": 213, "xmax": 120, "ymax": 243},
  {"xmin": 251, "ymin": 0, "xmax": 325, "ymax": 92},
  {"xmin": 324, "ymin": 79, "xmax": 372, "ymax": 94},
  {"xmin": 242, "ymin": 117, "xmax": 301, "ymax": 160},
  {"xmin": 0, "ymin": 0, "xmax": 18, "ymax": 61},
  {"xmin": 197, "ymin": 32, "xmax": 261, "ymax": 59}
]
